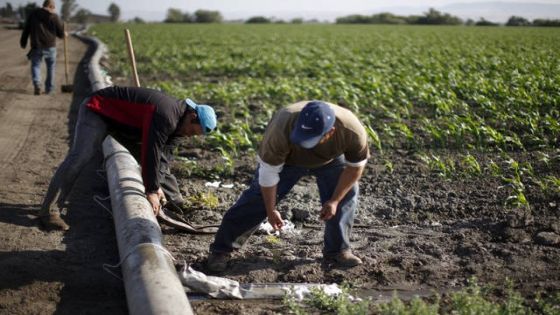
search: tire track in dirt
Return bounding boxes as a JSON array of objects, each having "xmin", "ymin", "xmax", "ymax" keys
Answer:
[
  {"xmin": 0, "ymin": 30, "xmax": 36, "ymax": 170},
  {"xmin": 0, "ymin": 95, "xmax": 35, "ymax": 170}
]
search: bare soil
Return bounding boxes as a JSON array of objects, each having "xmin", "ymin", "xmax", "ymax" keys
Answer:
[{"xmin": 0, "ymin": 26, "xmax": 559, "ymax": 315}]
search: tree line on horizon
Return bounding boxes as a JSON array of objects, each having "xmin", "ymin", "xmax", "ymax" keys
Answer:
[
  {"xmin": 335, "ymin": 8, "xmax": 560, "ymax": 27},
  {"xmin": 1, "ymin": 3, "xmax": 559, "ymax": 27}
]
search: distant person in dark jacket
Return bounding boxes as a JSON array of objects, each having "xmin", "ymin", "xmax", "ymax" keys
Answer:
[
  {"xmin": 20, "ymin": 0, "xmax": 65, "ymax": 95},
  {"xmin": 39, "ymin": 86, "xmax": 218, "ymax": 231}
]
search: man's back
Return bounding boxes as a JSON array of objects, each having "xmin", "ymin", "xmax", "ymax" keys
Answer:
[{"xmin": 20, "ymin": 8, "xmax": 64, "ymax": 49}]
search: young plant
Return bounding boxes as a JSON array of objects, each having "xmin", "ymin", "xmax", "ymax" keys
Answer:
[
  {"xmin": 185, "ymin": 191, "xmax": 219, "ymax": 209},
  {"xmin": 283, "ymin": 284, "xmax": 370, "ymax": 315},
  {"xmin": 365, "ymin": 124, "xmax": 383, "ymax": 154},
  {"xmin": 461, "ymin": 154, "xmax": 482, "ymax": 176}
]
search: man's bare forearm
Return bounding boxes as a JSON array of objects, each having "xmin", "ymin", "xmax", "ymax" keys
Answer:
[
  {"xmin": 329, "ymin": 165, "xmax": 364, "ymax": 203},
  {"xmin": 261, "ymin": 185, "xmax": 278, "ymax": 215}
]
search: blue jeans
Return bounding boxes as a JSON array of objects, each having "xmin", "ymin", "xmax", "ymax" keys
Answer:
[
  {"xmin": 210, "ymin": 156, "xmax": 359, "ymax": 255},
  {"xmin": 40, "ymin": 98, "xmax": 184, "ymax": 215},
  {"xmin": 29, "ymin": 47, "xmax": 57, "ymax": 92}
]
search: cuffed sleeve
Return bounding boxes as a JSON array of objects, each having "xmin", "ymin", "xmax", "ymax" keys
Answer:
[
  {"xmin": 257, "ymin": 156, "xmax": 284, "ymax": 187},
  {"xmin": 346, "ymin": 159, "xmax": 368, "ymax": 168}
]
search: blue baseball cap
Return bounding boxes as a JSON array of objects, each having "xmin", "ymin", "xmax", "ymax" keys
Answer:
[
  {"xmin": 185, "ymin": 99, "xmax": 217, "ymax": 134},
  {"xmin": 290, "ymin": 101, "xmax": 335, "ymax": 149}
]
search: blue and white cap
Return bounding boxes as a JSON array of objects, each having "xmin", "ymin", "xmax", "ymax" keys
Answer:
[
  {"xmin": 185, "ymin": 98, "xmax": 217, "ymax": 134},
  {"xmin": 290, "ymin": 101, "xmax": 335, "ymax": 149}
]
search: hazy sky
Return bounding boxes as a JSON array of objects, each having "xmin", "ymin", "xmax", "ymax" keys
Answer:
[{"xmin": 3, "ymin": 0, "xmax": 560, "ymax": 20}]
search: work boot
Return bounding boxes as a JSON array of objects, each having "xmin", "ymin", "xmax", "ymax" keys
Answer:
[
  {"xmin": 34, "ymin": 86, "xmax": 41, "ymax": 95},
  {"xmin": 325, "ymin": 250, "xmax": 362, "ymax": 267},
  {"xmin": 39, "ymin": 213, "xmax": 70, "ymax": 231},
  {"xmin": 206, "ymin": 252, "xmax": 231, "ymax": 273}
]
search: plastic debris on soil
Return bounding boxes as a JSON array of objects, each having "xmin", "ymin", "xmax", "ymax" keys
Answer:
[
  {"xmin": 179, "ymin": 264, "xmax": 351, "ymax": 301},
  {"xmin": 180, "ymin": 264, "xmax": 243, "ymax": 299},
  {"xmin": 258, "ymin": 219, "xmax": 299, "ymax": 236},
  {"xmin": 204, "ymin": 181, "xmax": 221, "ymax": 188},
  {"xmin": 204, "ymin": 181, "xmax": 235, "ymax": 189}
]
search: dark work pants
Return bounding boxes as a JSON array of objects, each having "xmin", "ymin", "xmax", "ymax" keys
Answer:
[
  {"xmin": 41, "ymin": 98, "xmax": 183, "ymax": 215},
  {"xmin": 210, "ymin": 156, "xmax": 358, "ymax": 255}
]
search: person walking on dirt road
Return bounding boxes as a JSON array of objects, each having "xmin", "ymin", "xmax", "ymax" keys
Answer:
[
  {"xmin": 19, "ymin": 0, "xmax": 65, "ymax": 95},
  {"xmin": 207, "ymin": 100, "xmax": 369, "ymax": 271},
  {"xmin": 39, "ymin": 85, "xmax": 217, "ymax": 231}
]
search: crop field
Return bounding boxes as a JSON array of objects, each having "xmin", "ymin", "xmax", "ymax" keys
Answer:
[
  {"xmin": 92, "ymin": 24, "xmax": 559, "ymax": 207},
  {"xmin": 90, "ymin": 24, "xmax": 560, "ymax": 313}
]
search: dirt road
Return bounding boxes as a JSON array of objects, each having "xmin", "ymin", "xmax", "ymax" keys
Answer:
[{"xmin": 0, "ymin": 26, "xmax": 127, "ymax": 314}]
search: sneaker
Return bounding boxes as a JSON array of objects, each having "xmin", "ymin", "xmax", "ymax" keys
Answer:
[
  {"xmin": 34, "ymin": 87, "xmax": 41, "ymax": 95},
  {"xmin": 325, "ymin": 250, "xmax": 362, "ymax": 267},
  {"xmin": 39, "ymin": 213, "xmax": 70, "ymax": 231},
  {"xmin": 206, "ymin": 252, "xmax": 231, "ymax": 272}
]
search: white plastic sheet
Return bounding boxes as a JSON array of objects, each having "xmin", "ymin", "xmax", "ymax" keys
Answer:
[
  {"xmin": 180, "ymin": 265, "xmax": 243, "ymax": 299},
  {"xmin": 258, "ymin": 219, "xmax": 299, "ymax": 236},
  {"xmin": 179, "ymin": 265, "xmax": 353, "ymax": 301}
]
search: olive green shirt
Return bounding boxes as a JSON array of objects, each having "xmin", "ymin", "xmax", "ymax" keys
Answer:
[{"xmin": 258, "ymin": 101, "xmax": 369, "ymax": 168}]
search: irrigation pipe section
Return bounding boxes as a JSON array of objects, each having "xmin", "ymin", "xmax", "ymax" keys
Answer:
[
  {"xmin": 103, "ymin": 137, "xmax": 193, "ymax": 315},
  {"xmin": 78, "ymin": 28, "xmax": 194, "ymax": 314}
]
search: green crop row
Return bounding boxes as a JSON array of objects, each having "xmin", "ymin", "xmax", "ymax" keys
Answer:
[
  {"xmin": 90, "ymin": 24, "xmax": 559, "ymax": 206},
  {"xmin": 282, "ymin": 279, "xmax": 560, "ymax": 315},
  {"xmin": 91, "ymin": 24, "xmax": 559, "ymax": 153}
]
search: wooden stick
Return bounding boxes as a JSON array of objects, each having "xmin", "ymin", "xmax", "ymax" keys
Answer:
[
  {"xmin": 125, "ymin": 29, "xmax": 141, "ymax": 87},
  {"xmin": 63, "ymin": 22, "xmax": 69, "ymax": 85}
]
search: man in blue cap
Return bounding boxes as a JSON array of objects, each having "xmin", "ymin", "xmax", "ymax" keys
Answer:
[
  {"xmin": 208, "ymin": 100, "xmax": 369, "ymax": 271},
  {"xmin": 39, "ymin": 85, "xmax": 217, "ymax": 231}
]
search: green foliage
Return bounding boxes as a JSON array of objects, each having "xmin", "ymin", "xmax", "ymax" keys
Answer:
[
  {"xmin": 378, "ymin": 296, "xmax": 440, "ymax": 315},
  {"xmin": 246, "ymin": 16, "xmax": 272, "ymax": 24},
  {"xmin": 184, "ymin": 191, "xmax": 219, "ymax": 209},
  {"xmin": 417, "ymin": 153, "xmax": 456, "ymax": 179},
  {"xmin": 194, "ymin": 10, "xmax": 222, "ymax": 23},
  {"xmin": 533, "ymin": 19, "xmax": 560, "ymax": 27},
  {"xmin": 283, "ymin": 278, "xmax": 560, "ymax": 315},
  {"xmin": 284, "ymin": 284, "xmax": 370, "ymax": 315},
  {"xmin": 450, "ymin": 279, "xmax": 527, "ymax": 315},
  {"xmin": 173, "ymin": 156, "xmax": 232, "ymax": 179},
  {"xmin": 107, "ymin": 3, "xmax": 120, "ymax": 22},
  {"xmin": 501, "ymin": 158, "xmax": 530, "ymax": 209},
  {"xmin": 461, "ymin": 154, "xmax": 482, "ymax": 176},
  {"xmin": 383, "ymin": 159, "xmax": 394, "ymax": 174},
  {"xmin": 336, "ymin": 8, "xmax": 462, "ymax": 25},
  {"xmin": 506, "ymin": 16, "xmax": 531, "ymax": 27},
  {"xmin": 60, "ymin": 0, "xmax": 77, "ymax": 21},
  {"xmin": 535, "ymin": 292, "xmax": 560, "ymax": 315},
  {"xmin": 165, "ymin": 8, "xmax": 185, "ymax": 23},
  {"xmin": 376, "ymin": 279, "xmax": 560, "ymax": 315},
  {"xmin": 91, "ymin": 24, "xmax": 559, "ymax": 200},
  {"xmin": 91, "ymin": 24, "xmax": 559, "ymax": 157},
  {"xmin": 365, "ymin": 124, "xmax": 383, "ymax": 154},
  {"xmin": 264, "ymin": 235, "xmax": 281, "ymax": 245}
]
